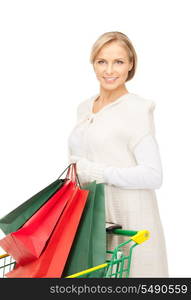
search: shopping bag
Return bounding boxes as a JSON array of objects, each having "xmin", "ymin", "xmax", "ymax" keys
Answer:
[
  {"xmin": 0, "ymin": 179, "xmax": 75, "ymax": 265},
  {"xmin": 90, "ymin": 183, "xmax": 106, "ymax": 276},
  {"xmin": 62, "ymin": 181, "xmax": 106, "ymax": 278},
  {"xmin": 0, "ymin": 179, "xmax": 65, "ymax": 235},
  {"xmin": 5, "ymin": 164, "xmax": 89, "ymax": 278}
]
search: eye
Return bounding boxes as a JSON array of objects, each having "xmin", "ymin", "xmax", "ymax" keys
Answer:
[
  {"xmin": 116, "ymin": 60, "xmax": 124, "ymax": 64},
  {"xmin": 97, "ymin": 60, "xmax": 105, "ymax": 64}
]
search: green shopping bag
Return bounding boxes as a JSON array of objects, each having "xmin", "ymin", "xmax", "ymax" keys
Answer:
[
  {"xmin": 62, "ymin": 181, "xmax": 106, "ymax": 278},
  {"xmin": 0, "ymin": 179, "xmax": 65, "ymax": 235}
]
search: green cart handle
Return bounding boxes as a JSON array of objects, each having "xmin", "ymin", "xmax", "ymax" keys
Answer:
[{"xmin": 66, "ymin": 229, "xmax": 150, "ymax": 278}]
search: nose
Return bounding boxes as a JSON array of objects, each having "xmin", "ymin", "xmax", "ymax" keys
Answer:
[{"xmin": 105, "ymin": 62, "xmax": 114, "ymax": 75}]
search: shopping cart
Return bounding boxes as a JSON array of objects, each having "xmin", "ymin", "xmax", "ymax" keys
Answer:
[
  {"xmin": 0, "ymin": 254, "xmax": 15, "ymax": 278},
  {"xmin": 0, "ymin": 224, "xmax": 150, "ymax": 278}
]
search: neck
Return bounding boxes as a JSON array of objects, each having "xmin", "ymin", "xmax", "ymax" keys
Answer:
[{"xmin": 97, "ymin": 85, "xmax": 129, "ymax": 104}]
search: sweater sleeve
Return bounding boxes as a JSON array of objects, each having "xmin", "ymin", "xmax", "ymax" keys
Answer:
[
  {"xmin": 76, "ymin": 98, "xmax": 90, "ymax": 123},
  {"xmin": 103, "ymin": 134, "xmax": 163, "ymax": 190},
  {"xmin": 67, "ymin": 98, "xmax": 90, "ymax": 163}
]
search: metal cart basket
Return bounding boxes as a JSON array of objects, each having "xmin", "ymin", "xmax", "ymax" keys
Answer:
[{"xmin": 0, "ymin": 227, "xmax": 150, "ymax": 278}]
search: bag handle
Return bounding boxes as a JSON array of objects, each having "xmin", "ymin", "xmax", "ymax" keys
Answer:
[
  {"xmin": 66, "ymin": 163, "xmax": 75, "ymax": 180},
  {"xmin": 57, "ymin": 163, "xmax": 82, "ymax": 188}
]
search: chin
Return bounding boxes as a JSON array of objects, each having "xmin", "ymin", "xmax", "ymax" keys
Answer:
[
  {"xmin": 101, "ymin": 85, "xmax": 117, "ymax": 91},
  {"xmin": 101, "ymin": 83, "xmax": 123, "ymax": 90}
]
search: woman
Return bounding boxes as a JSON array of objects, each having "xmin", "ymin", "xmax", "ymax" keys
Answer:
[{"xmin": 67, "ymin": 31, "xmax": 169, "ymax": 277}]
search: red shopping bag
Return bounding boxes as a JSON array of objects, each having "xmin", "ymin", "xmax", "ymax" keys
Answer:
[
  {"xmin": 6, "ymin": 164, "xmax": 89, "ymax": 278},
  {"xmin": 0, "ymin": 179, "xmax": 74, "ymax": 265}
]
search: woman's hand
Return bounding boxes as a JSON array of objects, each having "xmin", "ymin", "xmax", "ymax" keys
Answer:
[{"xmin": 70, "ymin": 155, "xmax": 106, "ymax": 184}]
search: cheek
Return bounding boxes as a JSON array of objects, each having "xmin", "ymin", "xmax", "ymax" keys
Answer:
[
  {"xmin": 118, "ymin": 72, "xmax": 128, "ymax": 83},
  {"xmin": 94, "ymin": 67, "xmax": 102, "ymax": 78},
  {"xmin": 120, "ymin": 66, "xmax": 129, "ymax": 77},
  {"xmin": 96, "ymin": 67, "xmax": 105, "ymax": 76}
]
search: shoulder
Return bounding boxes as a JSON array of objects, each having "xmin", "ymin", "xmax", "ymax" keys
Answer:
[
  {"xmin": 125, "ymin": 93, "xmax": 156, "ymax": 113},
  {"xmin": 76, "ymin": 94, "xmax": 97, "ymax": 121},
  {"xmin": 127, "ymin": 94, "xmax": 157, "ymax": 151}
]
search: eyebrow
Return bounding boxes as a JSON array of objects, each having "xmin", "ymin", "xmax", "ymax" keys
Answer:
[{"xmin": 96, "ymin": 57, "xmax": 127, "ymax": 60}]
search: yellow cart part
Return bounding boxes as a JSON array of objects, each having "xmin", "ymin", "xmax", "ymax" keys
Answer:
[
  {"xmin": 131, "ymin": 230, "xmax": 150, "ymax": 244},
  {"xmin": 0, "ymin": 254, "xmax": 9, "ymax": 259},
  {"xmin": 66, "ymin": 263, "xmax": 108, "ymax": 278}
]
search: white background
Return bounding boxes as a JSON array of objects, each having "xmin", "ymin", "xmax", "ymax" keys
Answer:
[{"xmin": 0, "ymin": 0, "xmax": 191, "ymax": 277}]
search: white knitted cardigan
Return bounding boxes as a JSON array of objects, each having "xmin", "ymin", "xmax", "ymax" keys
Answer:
[
  {"xmin": 68, "ymin": 92, "xmax": 163, "ymax": 190},
  {"xmin": 67, "ymin": 92, "xmax": 169, "ymax": 277}
]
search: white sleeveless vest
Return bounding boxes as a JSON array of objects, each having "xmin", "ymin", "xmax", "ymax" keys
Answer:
[{"xmin": 68, "ymin": 92, "xmax": 169, "ymax": 277}]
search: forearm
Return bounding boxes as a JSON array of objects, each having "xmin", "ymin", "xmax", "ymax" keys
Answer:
[
  {"xmin": 104, "ymin": 164, "xmax": 162, "ymax": 189},
  {"xmin": 69, "ymin": 135, "xmax": 163, "ymax": 190},
  {"xmin": 69, "ymin": 157, "xmax": 162, "ymax": 189}
]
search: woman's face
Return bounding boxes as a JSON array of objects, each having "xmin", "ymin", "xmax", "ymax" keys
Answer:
[{"xmin": 93, "ymin": 41, "xmax": 133, "ymax": 90}]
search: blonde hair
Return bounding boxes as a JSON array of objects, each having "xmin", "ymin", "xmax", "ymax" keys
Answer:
[{"xmin": 90, "ymin": 31, "xmax": 137, "ymax": 82}]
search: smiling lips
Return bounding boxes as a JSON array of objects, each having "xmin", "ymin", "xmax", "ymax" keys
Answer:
[{"xmin": 103, "ymin": 77, "xmax": 118, "ymax": 83}]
